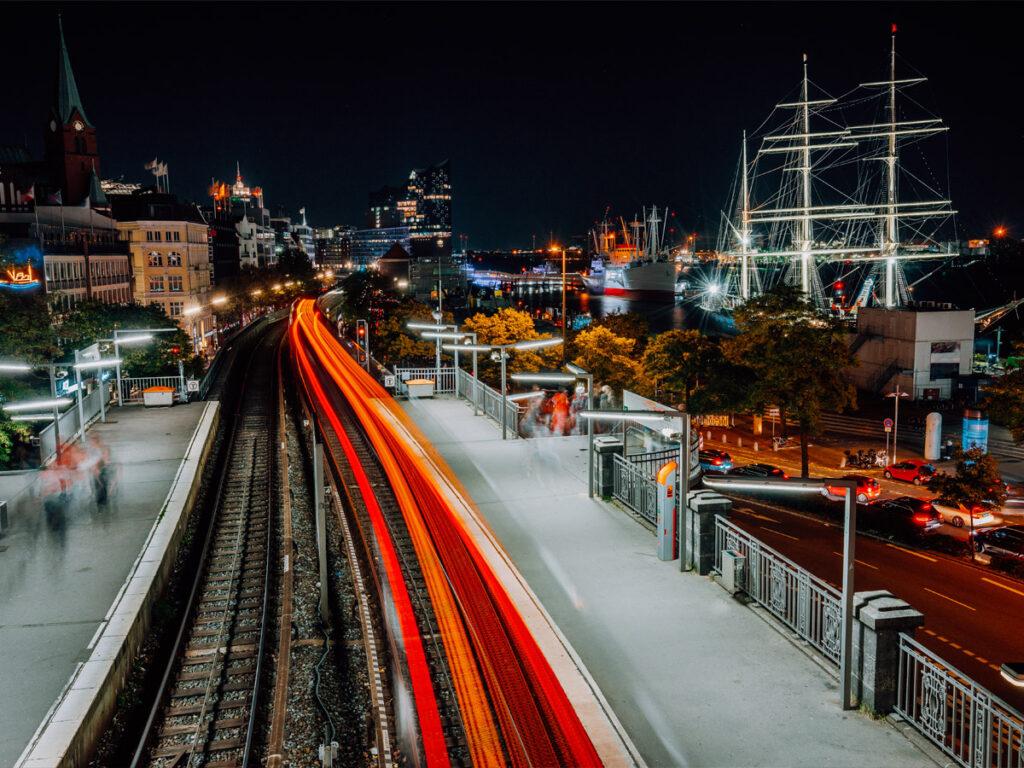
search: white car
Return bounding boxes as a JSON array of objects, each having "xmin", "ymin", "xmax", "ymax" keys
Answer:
[{"xmin": 931, "ymin": 498, "xmax": 998, "ymax": 528}]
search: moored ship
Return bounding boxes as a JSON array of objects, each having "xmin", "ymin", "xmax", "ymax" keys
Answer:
[{"xmin": 582, "ymin": 206, "xmax": 677, "ymax": 298}]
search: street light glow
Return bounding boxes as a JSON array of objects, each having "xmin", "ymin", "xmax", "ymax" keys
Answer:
[
  {"xmin": 116, "ymin": 334, "xmax": 153, "ymax": 345},
  {"xmin": 442, "ymin": 343, "xmax": 492, "ymax": 352},
  {"xmin": 512, "ymin": 338, "xmax": 563, "ymax": 351},
  {"xmin": 510, "ymin": 372, "xmax": 577, "ymax": 383},
  {"xmin": 420, "ymin": 331, "xmax": 467, "ymax": 340},
  {"xmin": 0, "ymin": 363, "xmax": 32, "ymax": 373},
  {"xmin": 212, "ymin": 296, "xmax": 228, "ymax": 305},
  {"xmin": 183, "ymin": 306, "xmax": 201, "ymax": 315},
  {"xmin": 2, "ymin": 397, "xmax": 73, "ymax": 412},
  {"xmin": 74, "ymin": 358, "xmax": 122, "ymax": 370},
  {"xmin": 506, "ymin": 391, "xmax": 546, "ymax": 401}
]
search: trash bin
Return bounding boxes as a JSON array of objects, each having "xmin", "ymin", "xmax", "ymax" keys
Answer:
[
  {"xmin": 405, "ymin": 378, "xmax": 435, "ymax": 398},
  {"xmin": 721, "ymin": 549, "xmax": 746, "ymax": 594},
  {"xmin": 142, "ymin": 386, "xmax": 175, "ymax": 407}
]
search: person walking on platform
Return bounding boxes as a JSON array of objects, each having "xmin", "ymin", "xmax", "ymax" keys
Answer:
[
  {"xmin": 86, "ymin": 433, "xmax": 114, "ymax": 506},
  {"xmin": 551, "ymin": 389, "xmax": 570, "ymax": 436}
]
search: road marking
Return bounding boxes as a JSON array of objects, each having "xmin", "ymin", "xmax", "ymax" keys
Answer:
[
  {"xmin": 924, "ymin": 587, "xmax": 977, "ymax": 612},
  {"xmin": 735, "ymin": 507, "xmax": 779, "ymax": 523},
  {"xmin": 759, "ymin": 526, "xmax": 799, "ymax": 541},
  {"xmin": 832, "ymin": 552, "xmax": 879, "ymax": 570},
  {"xmin": 948, "ymin": 642, "xmax": 961, "ymax": 650},
  {"xmin": 924, "ymin": 628, "xmax": 937, "ymax": 636},
  {"xmin": 937, "ymin": 635, "xmax": 948, "ymax": 642},
  {"xmin": 990, "ymin": 664, "xmax": 1001, "ymax": 672},
  {"xmin": 962, "ymin": 649, "xmax": 975, "ymax": 657},
  {"xmin": 886, "ymin": 543, "xmax": 937, "ymax": 562},
  {"xmin": 977, "ymin": 657, "xmax": 989, "ymax": 664},
  {"xmin": 982, "ymin": 577, "xmax": 1024, "ymax": 597}
]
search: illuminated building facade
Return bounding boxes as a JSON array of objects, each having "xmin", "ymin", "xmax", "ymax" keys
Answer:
[
  {"xmin": 314, "ymin": 226, "xmax": 353, "ymax": 268},
  {"xmin": 351, "ymin": 226, "xmax": 411, "ymax": 266},
  {"xmin": 0, "ymin": 20, "xmax": 131, "ymax": 311},
  {"xmin": 208, "ymin": 166, "xmax": 276, "ymax": 269},
  {"xmin": 111, "ymin": 191, "xmax": 214, "ymax": 355}
]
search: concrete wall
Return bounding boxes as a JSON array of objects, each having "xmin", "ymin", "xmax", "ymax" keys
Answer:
[{"xmin": 16, "ymin": 401, "xmax": 220, "ymax": 768}]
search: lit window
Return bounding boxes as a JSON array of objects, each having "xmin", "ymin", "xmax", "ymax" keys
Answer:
[
  {"xmin": 169, "ymin": 275, "xmax": 183, "ymax": 292},
  {"xmin": 167, "ymin": 252, "xmax": 182, "ymax": 267},
  {"xmin": 149, "ymin": 276, "xmax": 164, "ymax": 292},
  {"xmin": 148, "ymin": 252, "xmax": 163, "ymax": 267},
  {"xmin": 169, "ymin": 301, "xmax": 183, "ymax": 317}
]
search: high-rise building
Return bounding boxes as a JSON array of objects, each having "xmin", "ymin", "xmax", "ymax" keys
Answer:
[
  {"xmin": 314, "ymin": 225, "xmax": 354, "ymax": 269},
  {"xmin": 110, "ymin": 191, "xmax": 214, "ymax": 355},
  {"xmin": 0, "ymin": 19, "xmax": 131, "ymax": 312}
]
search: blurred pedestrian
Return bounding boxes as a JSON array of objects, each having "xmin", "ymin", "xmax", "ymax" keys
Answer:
[
  {"xmin": 39, "ymin": 464, "xmax": 70, "ymax": 529},
  {"xmin": 550, "ymin": 389, "xmax": 570, "ymax": 436},
  {"xmin": 569, "ymin": 384, "xmax": 588, "ymax": 435},
  {"xmin": 86, "ymin": 433, "xmax": 114, "ymax": 506}
]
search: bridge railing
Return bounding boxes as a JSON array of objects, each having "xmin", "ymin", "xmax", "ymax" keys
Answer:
[
  {"xmin": 895, "ymin": 632, "xmax": 1024, "ymax": 767},
  {"xmin": 612, "ymin": 453, "xmax": 659, "ymax": 524},
  {"xmin": 714, "ymin": 516, "xmax": 843, "ymax": 665}
]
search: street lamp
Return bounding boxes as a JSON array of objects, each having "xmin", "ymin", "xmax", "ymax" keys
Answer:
[
  {"xmin": 408, "ymin": 319, "xmax": 458, "ymax": 390},
  {"xmin": 550, "ymin": 244, "xmax": 568, "ymax": 358},
  {"xmin": 886, "ymin": 384, "xmax": 911, "ymax": 463},
  {"xmin": 73, "ymin": 356, "xmax": 122, "ymax": 436},
  {"xmin": 442, "ymin": 337, "xmax": 488, "ymax": 416},
  {"xmin": 702, "ymin": 473, "xmax": 859, "ymax": 710}
]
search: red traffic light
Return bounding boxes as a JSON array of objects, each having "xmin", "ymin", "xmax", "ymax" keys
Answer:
[
  {"xmin": 171, "ymin": 346, "xmax": 180, "ymax": 355},
  {"xmin": 357, "ymin": 326, "xmax": 365, "ymax": 337}
]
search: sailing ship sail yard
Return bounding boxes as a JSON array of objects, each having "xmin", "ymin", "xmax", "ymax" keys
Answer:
[
  {"xmin": 582, "ymin": 206, "xmax": 678, "ymax": 297},
  {"xmin": 707, "ymin": 28, "xmax": 958, "ymax": 319}
]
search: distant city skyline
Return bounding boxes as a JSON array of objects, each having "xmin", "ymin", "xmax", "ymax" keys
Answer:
[{"xmin": 2, "ymin": 3, "xmax": 1018, "ymax": 249}]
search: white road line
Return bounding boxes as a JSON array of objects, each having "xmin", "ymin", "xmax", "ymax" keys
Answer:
[
  {"xmin": 886, "ymin": 543, "xmax": 937, "ymax": 562},
  {"xmin": 924, "ymin": 587, "xmax": 977, "ymax": 612},
  {"xmin": 982, "ymin": 577, "xmax": 1024, "ymax": 597},
  {"xmin": 759, "ymin": 526, "xmax": 799, "ymax": 541},
  {"xmin": 832, "ymin": 552, "xmax": 879, "ymax": 570}
]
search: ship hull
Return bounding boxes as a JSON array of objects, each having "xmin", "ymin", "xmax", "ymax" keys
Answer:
[{"xmin": 604, "ymin": 261, "xmax": 677, "ymax": 299}]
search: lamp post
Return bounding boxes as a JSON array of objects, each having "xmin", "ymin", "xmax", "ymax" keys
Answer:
[
  {"xmin": 1, "ymin": 363, "xmax": 68, "ymax": 455},
  {"xmin": 408, "ymin": 319, "xmax": 458, "ymax": 391},
  {"xmin": 73, "ymin": 354, "xmax": 122, "ymax": 438},
  {"xmin": 550, "ymin": 244, "xmax": 568, "ymax": 358},
  {"xmin": 701, "ymin": 473, "xmax": 859, "ymax": 709},
  {"xmin": 886, "ymin": 384, "xmax": 910, "ymax": 463}
]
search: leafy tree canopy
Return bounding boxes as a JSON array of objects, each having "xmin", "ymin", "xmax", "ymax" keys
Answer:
[
  {"xmin": 374, "ymin": 299, "xmax": 450, "ymax": 364},
  {"xmin": 463, "ymin": 308, "xmax": 560, "ymax": 386},
  {"xmin": 338, "ymin": 270, "xmax": 393, "ymax": 321},
  {"xmin": 58, "ymin": 300, "xmax": 191, "ymax": 377},
  {"xmin": 0, "ymin": 291, "xmax": 62, "ymax": 364},
  {"xmin": 983, "ymin": 341, "xmax": 1024, "ymax": 444},
  {"xmin": 723, "ymin": 284, "xmax": 856, "ymax": 476},
  {"xmin": 572, "ymin": 325, "xmax": 644, "ymax": 395},
  {"xmin": 590, "ymin": 311, "xmax": 650, "ymax": 357},
  {"xmin": 642, "ymin": 329, "xmax": 720, "ymax": 411},
  {"xmin": 927, "ymin": 446, "xmax": 1009, "ymax": 509}
]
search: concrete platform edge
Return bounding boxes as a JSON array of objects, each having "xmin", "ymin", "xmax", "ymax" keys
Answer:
[{"xmin": 15, "ymin": 401, "xmax": 221, "ymax": 768}]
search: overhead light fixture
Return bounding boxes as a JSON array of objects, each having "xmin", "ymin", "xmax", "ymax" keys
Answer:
[{"xmin": 2, "ymin": 397, "xmax": 73, "ymax": 412}]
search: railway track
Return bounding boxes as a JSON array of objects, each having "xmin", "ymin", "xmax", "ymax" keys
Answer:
[{"xmin": 131, "ymin": 324, "xmax": 282, "ymax": 768}]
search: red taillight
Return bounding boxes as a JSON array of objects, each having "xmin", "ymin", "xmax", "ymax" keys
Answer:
[
  {"xmin": 783, "ymin": 473, "xmax": 790, "ymax": 480},
  {"xmin": 713, "ymin": 459, "xmax": 722, "ymax": 465},
  {"xmin": 921, "ymin": 503, "xmax": 932, "ymax": 511},
  {"xmin": 913, "ymin": 513, "xmax": 931, "ymax": 524}
]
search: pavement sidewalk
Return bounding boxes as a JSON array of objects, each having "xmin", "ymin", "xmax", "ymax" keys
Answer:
[
  {"xmin": 0, "ymin": 403, "xmax": 206, "ymax": 768},
  {"xmin": 400, "ymin": 395, "xmax": 939, "ymax": 768}
]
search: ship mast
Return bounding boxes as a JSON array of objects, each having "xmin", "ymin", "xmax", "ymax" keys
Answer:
[
  {"xmin": 740, "ymin": 130, "xmax": 751, "ymax": 299},
  {"xmin": 884, "ymin": 31, "xmax": 898, "ymax": 306},
  {"xmin": 800, "ymin": 54, "xmax": 812, "ymax": 297}
]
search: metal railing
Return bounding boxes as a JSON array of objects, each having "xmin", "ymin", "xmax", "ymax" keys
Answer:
[
  {"xmin": 37, "ymin": 384, "xmax": 108, "ymax": 464},
  {"xmin": 895, "ymin": 633, "xmax": 1024, "ymax": 767},
  {"xmin": 612, "ymin": 453, "xmax": 659, "ymax": 524},
  {"xmin": 627, "ymin": 448, "xmax": 683, "ymax": 479},
  {"xmin": 714, "ymin": 516, "xmax": 843, "ymax": 665},
  {"xmin": 119, "ymin": 376, "xmax": 184, "ymax": 404},
  {"xmin": 394, "ymin": 367, "xmax": 455, "ymax": 394}
]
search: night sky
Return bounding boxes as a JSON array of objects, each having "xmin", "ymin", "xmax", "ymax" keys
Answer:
[{"xmin": 3, "ymin": 2, "xmax": 1020, "ymax": 249}]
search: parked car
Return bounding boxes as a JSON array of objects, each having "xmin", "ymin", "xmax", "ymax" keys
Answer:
[
  {"xmin": 1005, "ymin": 482, "xmax": 1024, "ymax": 506},
  {"xmin": 867, "ymin": 497, "xmax": 942, "ymax": 537},
  {"xmin": 731, "ymin": 463, "xmax": 790, "ymax": 480},
  {"xmin": 972, "ymin": 525, "xmax": 1024, "ymax": 559},
  {"xmin": 699, "ymin": 449, "xmax": 733, "ymax": 473},
  {"xmin": 883, "ymin": 459, "xmax": 936, "ymax": 486},
  {"xmin": 824, "ymin": 474, "xmax": 881, "ymax": 503},
  {"xmin": 930, "ymin": 498, "xmax": 998, "ymax": 528}
]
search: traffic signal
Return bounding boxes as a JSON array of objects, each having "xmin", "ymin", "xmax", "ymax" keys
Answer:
[
  {"xmin": 358, "ymin": 351, "xmax": 367, "ymax": 363},
  {"xmin": 171, "ymin": 346, "xmax": 180, "ymax": 355}
]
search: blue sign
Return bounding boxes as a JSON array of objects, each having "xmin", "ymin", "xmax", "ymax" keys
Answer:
[
  {"xmin": 962, "ymin": 415, "xmax": 989, "ymax": 454},
  {"xmin": 883, "ymin": 418, "xmax": 894, "ymax": 428}
]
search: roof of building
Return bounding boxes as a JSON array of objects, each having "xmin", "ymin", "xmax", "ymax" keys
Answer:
[
  {"xmin": 54, "ymin": 17, "xmax": 90, "ymax": 127},
  {"xmin": 109, "ymin": 190, "xmax": 205, "ymax": 224},
  {"xmin": 0, "ymin": 145, "xmax": 33, "ymax": 164},
  {"xmin": 88, "ymin": 167, "xmax": 108, "ymax": 207}
]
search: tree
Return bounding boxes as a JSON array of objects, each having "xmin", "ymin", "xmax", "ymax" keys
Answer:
[
  {"xmin": 642, "ymin": 329, "xmax": 719, "ymax": 411},
  {"xmin": 983, "ymin": 342, "xmax": 1024, "ymax": 444},
  {"xmin": 723, "ymin": 284, "xmax": 856, "ymax": 477},
  {"xmin": 927, "ymin": 446, "xmax": 1009, "ymax": 554},
  {"xmin": 571, "ymin": 325, "xmax": 644, "ymax": 395},
  {"xmin": 338, "ymin": 270, "xmax": 393, "ymax": 321},
  {"xmin": 463, "ymin": 308, "xmax": 560, "ymax": 387},
  {"xmin": 59, "ymin": 300, "xmax": 191, "ymax": 376},
  {"xmin": 590, "ymin": 311, "xmax": 650, "ymax": 357},
  {"xmin": 374, "ymin": 299, "xmax": 447, "ymax": 365}
]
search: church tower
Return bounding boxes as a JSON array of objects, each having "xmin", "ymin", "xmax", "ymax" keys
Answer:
[{"xmin": 44, "ymin": 17, "xmax": 100, "ymax": 204}]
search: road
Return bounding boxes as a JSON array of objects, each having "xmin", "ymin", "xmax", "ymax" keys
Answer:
[{"xmin": 715, "ymin": 487, "xmax": 1024, "ymax": 712}]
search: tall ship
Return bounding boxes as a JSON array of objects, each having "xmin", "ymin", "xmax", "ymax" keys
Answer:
[
  {"xmin": 706, "ymin": 29, "xmax": 958, "ymax": 321},
  {"xmin": 582, "ymin": 206, "xmax": 678, "ymax": 298}
]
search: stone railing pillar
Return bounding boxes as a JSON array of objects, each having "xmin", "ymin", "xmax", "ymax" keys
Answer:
[
  {"xmin": 852, "ymin": 590, "xmax": 924, "ymax": 714},
  {"xmin": 593, "ymin": 436, "xmax": 624, "ymax": 498},
  {"xmin": 686, "ymin": 489, "xmax": 731, "ymax": 575}
]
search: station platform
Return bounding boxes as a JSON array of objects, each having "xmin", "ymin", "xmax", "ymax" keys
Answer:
[
  {"xmin": 0, "ymin": 402, "xmax": 209, "ymax": 768},
  {"xmin": 399, "ymin": 395, "xmax": 938, "ymax": 768}
]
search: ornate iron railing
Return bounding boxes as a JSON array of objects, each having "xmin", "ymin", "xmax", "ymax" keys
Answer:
[
  {"xmin": 895, "ymin": 633, "xmax": 1024, "ymax": 768},
  {"xmin": 714, "ymin": 516, "xmax": 843, "ymax": 665},
  {"xmin": 394, "ymin": 367, "xmax": 456, "ymax": 394},
  {"xmin": 612, "ymin": 453, "xmax": 659, "ymax": 524}
]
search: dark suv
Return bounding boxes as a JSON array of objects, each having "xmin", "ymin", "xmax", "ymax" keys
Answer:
[
  {"xmin": 732, "ymin": 463, "xmax": 790, "ymax": 480},
  {"xmin": 972, "ymin": 525, "xmax": 1024, "ymax": 560},
  {"xmin": 866, "ymin": 496, "xmax": 942, "ymax": 537}
]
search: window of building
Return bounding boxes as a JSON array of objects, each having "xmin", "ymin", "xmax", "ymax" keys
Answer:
[
  {"xmin": 149, "ymin": 276, "xmax": 164, "ymax": 292},
  {"xmin": 169, "ymin": 275, "xmax": 183, "ymax": 292},
  {"xmin": 173, "ymin": 231, "xmax": 181, "ymax": 242},
  {"xmin": 146, "ymin": 231, "xmax": 153, "ymax": 242},
  {"xmin": 167, "ymin": 252, "xmax": 182, "ymax": 267},
  {"xmin": 169, "ymin": 301, "xmax": 183, "ymax": 317},
  {"xmin": 154, "ymin": 231, "xmax": 162, "ymax": 242},
  {"xmin": 148, "ymin": 252, "xmax": 163, "ymax": 267},
  {"xmin": 166, "ymin": 232, "xmax": 172, "ymax": 242}
]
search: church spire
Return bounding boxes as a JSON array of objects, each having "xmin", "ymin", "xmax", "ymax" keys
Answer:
[{"xmin": 54, "ymin": 15, "xmax": 89, "ymax": 126}]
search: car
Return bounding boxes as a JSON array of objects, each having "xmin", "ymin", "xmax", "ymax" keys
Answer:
[
  {"xmin": 824, "ymin": 474, "xmax": 881, "ymax": 503},
  {"xmin": 972, "ymin": 525, "xmax": 1024, "ymax": 560},
  {"xmin": 883, "ymin": 459, "xmax": 936, "ymax": 486},
  {"xmin": 732, "ymin": 463, "xmax": 790, "ymax": 480},
  {"xmin": 699, "ymin": 449, "xmax": 733, "ymax": 473},
  {"xmin": 867, "ymin": 497, "xmax": 942, "ymax": 537},
  {"xmin": 931, "ymin": 498, "xmax": 998, "ymax": 528}
]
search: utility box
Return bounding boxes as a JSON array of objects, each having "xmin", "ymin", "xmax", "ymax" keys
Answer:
[
  {"xmin": 721, "ymin": 550, "xmax": 746, "ymax": 594},
  {"xmin": 656, "ymin": 461, "xmax": 678, "ymax": 561},
  {"xmin": 405, "ymin": 378, "xmax": 435, "ymax": 398},
  {"xmin": 142, "ymin": 386, "xmax": 175, "ymax": 407}
]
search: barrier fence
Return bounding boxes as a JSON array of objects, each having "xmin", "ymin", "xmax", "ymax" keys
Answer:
[
  {"xmin": 394, "ymin": 367, "xmax": 456, "ymax": 394},
  {"xmin": 895, "ymin": 633, "xmax": 1024, "ymax": 768},
  {"xmin": 118, "ymin": 376, "xmax": 185, "ymax": 404},
  {"xmin": 612, "ymin": 453, "xmax": 659, "ymax": 524},
  {"xmin": 714, "ymin": 515, "xmax": 843, "ymax": 665}
]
